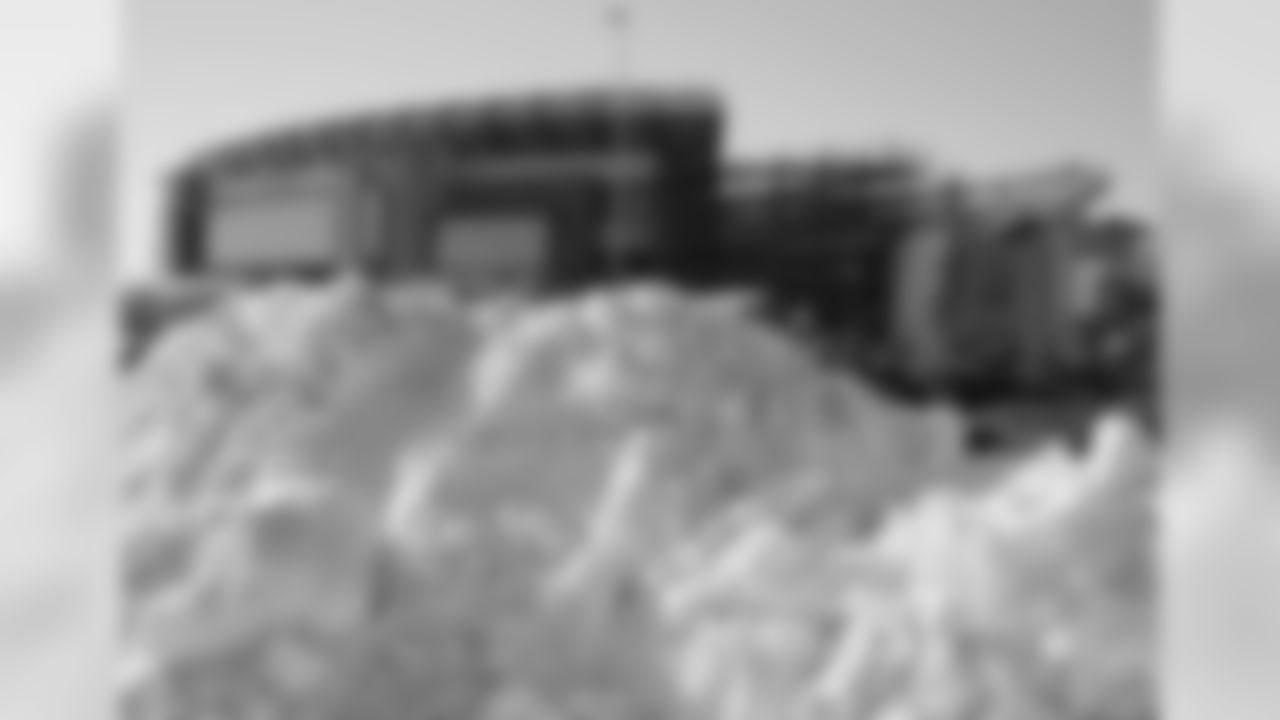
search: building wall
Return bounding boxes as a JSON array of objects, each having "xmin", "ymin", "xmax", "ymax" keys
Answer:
[
  {"xmin": 718, "ymin": 159, "xmax": 918, "ymax": 347},
  {"xmin": 893, "ymin": 221, "xmax": 951, "ymax": 382},
  {"xmin": 166, "ymin": 93, "xmax": 724, "ymax": 292},
  {"xmin": 202, "ymin": 162, "xmax": 364, "ymax": 272}
]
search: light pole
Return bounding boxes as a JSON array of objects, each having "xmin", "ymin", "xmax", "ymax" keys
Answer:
[
  {"xmin": 606, "ymin": 0, "xmax": 632, "ymax": 84},
  {"xmin": 604, "ymin": 0, "xmax": 638, "ymax": 273}
]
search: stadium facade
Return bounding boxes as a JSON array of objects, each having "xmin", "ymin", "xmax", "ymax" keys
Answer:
[
  {"xmin": 168, "ymin": 88, "xmax": 723, "ymax": 292},
  {"xmin": 148, "ymin": 88, "xmax": 1154, "ymax": 418}
]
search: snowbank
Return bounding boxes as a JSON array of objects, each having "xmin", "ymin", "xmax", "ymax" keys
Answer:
[{"xmin": 123, "ymin": 280, "xmax": 1156, "ymax": 720}]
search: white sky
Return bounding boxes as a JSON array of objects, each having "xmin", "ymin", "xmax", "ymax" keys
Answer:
[{"xmin": 125, "ymin": 0, "xmax": 1153, "ymax": 281}]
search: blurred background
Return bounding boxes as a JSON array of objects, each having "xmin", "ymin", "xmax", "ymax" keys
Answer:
[{"xmin": 0, "ymin": 2, "xmax": 114, "ymax": 719}]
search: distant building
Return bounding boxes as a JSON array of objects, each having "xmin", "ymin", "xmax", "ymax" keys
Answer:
[
  {"xmin": 716, "ymin": 154, "xmax": 934, "ymax": 387},
  {"xmin": 157, "ymin": 88, "xmax": 1153, "ymax": 417},
  {"xmin": 168, "ymin": 88, "xmax": 724, "ymax": 294}
]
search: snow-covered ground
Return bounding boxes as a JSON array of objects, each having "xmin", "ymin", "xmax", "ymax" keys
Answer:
[{"xmin": 123, "ymin": 282, "xmax": 1156, "ymax": 720}]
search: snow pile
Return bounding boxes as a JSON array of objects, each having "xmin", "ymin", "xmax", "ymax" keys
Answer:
[
  {"xmin": 657, "ymin": 415, "xmax": 1154, "ymax": 720},
  {"xmin": 122, "ymin": 280, "xmax": 1155, "ymax": 720}
]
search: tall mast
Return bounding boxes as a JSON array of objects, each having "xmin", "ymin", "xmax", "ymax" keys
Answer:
[
  {"xmin": 607, "ymin": 0, "xmax": 632, "ymax": 86},
  {"xmin": 604, "ymin": 0, "xmax": 637, "ymax": 270}
]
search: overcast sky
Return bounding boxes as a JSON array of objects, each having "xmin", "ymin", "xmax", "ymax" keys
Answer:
[{"xmin": 125, "ymin": 0, "xmax": 1153, "ymax": 279}]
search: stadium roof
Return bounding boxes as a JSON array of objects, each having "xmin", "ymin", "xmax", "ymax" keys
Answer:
[{"xmin": 173, "ymin": 86, "xmax": 725, "ymax": 181}]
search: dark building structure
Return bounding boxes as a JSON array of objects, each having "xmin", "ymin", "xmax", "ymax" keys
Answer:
[
  {"xmin": 169, "ymin": 88, "xmax": 724, "ymax": 294},
  {"xmin": 152, "ymin": 88, "xmax": 1156, "ymax": 441},
  {"xmin": 716, "ymin": 155, "xmax": 935, "ymax": 384}
]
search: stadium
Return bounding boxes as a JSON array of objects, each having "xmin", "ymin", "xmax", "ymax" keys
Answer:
[{"xmin": 131, "ymin": 87, "xmax": 1156, "ymax": 433}]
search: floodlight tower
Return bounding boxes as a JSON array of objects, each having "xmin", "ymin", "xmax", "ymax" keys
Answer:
[
  {"xmin": 606, "ymin": 0, "xmax": 633, "ymax": 84},
  {"xmin": 604, "ymin": 0, "xmax": 642, "ymax": 275}
]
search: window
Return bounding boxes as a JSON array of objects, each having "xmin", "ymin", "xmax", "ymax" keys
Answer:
[
  {"xmin": 206, "ymin": 170, "xmax": 356, "ymax": 273},
  {"xmin": 435, "ymin": 214, "xmax": 551, "ymax": 294}
]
